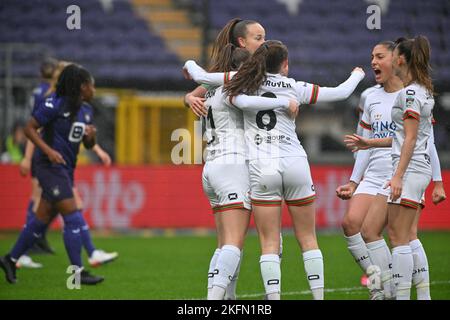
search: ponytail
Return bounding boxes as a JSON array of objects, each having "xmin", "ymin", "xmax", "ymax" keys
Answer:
[
  {"xmin": 224, "ymin": 40, "xmax": 288, "ymax": 97},
  {"xmin": 395, "ymin": 35, "xmax": 433, "ymax": 94},
  {"xmin": 209, "ymin": 18, "xmax": 259, "ymax": 72}
]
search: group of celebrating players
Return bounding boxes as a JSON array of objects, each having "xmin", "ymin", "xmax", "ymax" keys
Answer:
[
  {"xmin": 182, "ymin": 18, "xmax": 446, "ymax": 300},
  {"xmin": 0, "ymin": 15, "xmax": 446, "ymax": 300}
]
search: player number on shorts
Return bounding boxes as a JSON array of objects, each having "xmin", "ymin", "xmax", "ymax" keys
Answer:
[
  {"xmin": 68, "ymin": 122, "xmax": 86, "ymax": 143},
  {"xmin": 256, "ymin": 92, "xmax": 277, "ymax": 131}
]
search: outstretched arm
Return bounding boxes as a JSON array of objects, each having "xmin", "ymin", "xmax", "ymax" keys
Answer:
[
  {"xmin": 183, "ymin": 60, "xmax": 236, "ymax": 86},
  {"xmin": 316, "ymin": 68, "xmax": 365, "ymax": 102}
]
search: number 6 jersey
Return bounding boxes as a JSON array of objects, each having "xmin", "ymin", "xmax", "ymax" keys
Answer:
[
  {"xmin": 32, "ymin": 93, "xmax": 93, "ymax": 170},
  {"xmin": 236, "ymin": 73, "xmax": 319, "ymax": 160}
]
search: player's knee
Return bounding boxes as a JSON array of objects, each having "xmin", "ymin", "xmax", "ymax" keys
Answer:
[
  {"xmin": 341, "ymin": 215, "xmax": 360, "ymax": 236},
  {"xmin": 360, "ymin": 224, "xmax": 382, "ymax": 243}
]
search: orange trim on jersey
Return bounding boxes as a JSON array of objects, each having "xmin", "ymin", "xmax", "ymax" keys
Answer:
[
  {"xmin": 359, "ymin": 120, "xmax": 372, "ymax": 131},
  {"xmin": 309, "ymin": 84, "xmax": 319, "ymax": 104},
  {"xmin": 213, "ymin": 202, "xmax": 245, "ymax": 213},
  {"xmin": 400, "ymin": 198, "xmax": 421, "ymax": 209},
  {"xmin": 403, "ymin": 109, "xmax": 420, "ymax": 121},
  {"xmin": 285, "ymin": 195, "xmax": 316, "ymax": 207},
  {"xmin": 251, "ymin": 198, "xmax": 282, "ymax": 207}
]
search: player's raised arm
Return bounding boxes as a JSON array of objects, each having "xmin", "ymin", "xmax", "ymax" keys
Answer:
[{"xmin": 183, "ymin": 60, "xmax": 236, "ymax": 86}]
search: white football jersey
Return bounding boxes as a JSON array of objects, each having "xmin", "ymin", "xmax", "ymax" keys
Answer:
[
  {"xmin": 236, "ymin": 73, "xmax": 319, "ymax": 160},
  {"xmin": 203, "ymin": 85, "xmax": 247, "ymax": 162},
  {"xmin": 391, "ymin": 83, "xmax": 434, "ymax": 166},
  {"xmin": 360, "ymin": 86, "xmax": 400, "ymax": 177}
]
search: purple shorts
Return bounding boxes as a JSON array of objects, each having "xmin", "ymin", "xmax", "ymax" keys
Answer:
[{"xmin": 35, "ymin": 163, "xmax": 74, "ymax": 203}]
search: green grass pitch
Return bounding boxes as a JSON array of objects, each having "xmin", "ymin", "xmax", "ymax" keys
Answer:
[{"xmin": 1, "ymin": 231, "xmax": 449, "ymax": 300}]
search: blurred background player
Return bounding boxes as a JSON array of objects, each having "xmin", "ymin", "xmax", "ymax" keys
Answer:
[
  {"xmin": 224, "ymin": 40, "xmax": 365, "ymax": 299},
  {"xmin": 0, "ymin": 64, "xmax": 105, "ymax": 285},
  {"xmin": 18, "ymin": 60, "xmax": 118, "ymax": 269}
]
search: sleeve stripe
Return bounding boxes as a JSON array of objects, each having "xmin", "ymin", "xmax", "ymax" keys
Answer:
[
  {"xmin": 359, "ymin": 120, "xmax": 371, "ymax": 130},
  {"xmin": 309, "ymin": 84, "xmax": 319, "ymax": 104},
  {"xmin": 403, "ymin": 109, "xmax": 420, "ymax": 121},
  {"xmin": 432, "ymin": 116, "xmax": 436, "ymax": 125}
]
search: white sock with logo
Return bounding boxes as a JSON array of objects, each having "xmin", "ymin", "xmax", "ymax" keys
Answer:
[
  {"xmin": 260, "ymin": 254, "xmax": 281, "ymax": 300},
  {"xmin": 210, "ymin": 245, "xmax": 241, "ymax": 300},
  {"xmin": 345, "ymin": 233, "xmax": 371, "ymax": 272},
  {"xmin": 392, "ymin": 245, "xmax": 413, "ymax": 300},
  {"xmin": 410, "ymin": 239, "xmax": 431, "ymax": 300},
  {"xmin": 303, "ymin": 249, "xmax": 324, "ymax": 300},
  {"xmin": 225, "ymin": 250, "xmax": 242, "ymax": 300},
  {"xmin": 366, "ymin": 239, "xmax": 394, "ymax": 299},
  {"xmin": 207, "ymin": 248, "xmax": 221, "ymax": 299}
]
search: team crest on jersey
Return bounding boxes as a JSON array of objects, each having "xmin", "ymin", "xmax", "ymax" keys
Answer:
[
  {"xmin": 52, "ymin": 186, "xmax": 60, "ymax": 197},
  {"xmin": 406, "ymin": 89, "xmax": 415, "ymax": 96},
  {"xmin": 254, "ymin": 134, "xmax": 263, "ymax": 145},
  {"xmin": 85, "ymin": 114, "xmax": 91, "ymax": 122},
  {"xmin": 374, "ymin": 113, "xmax": 382, "ymax": 120}
]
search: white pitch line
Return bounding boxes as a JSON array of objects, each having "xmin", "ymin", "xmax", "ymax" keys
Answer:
[{"xmin": 179, "ymin": 280, "xmax": 450, "ymax": 300}]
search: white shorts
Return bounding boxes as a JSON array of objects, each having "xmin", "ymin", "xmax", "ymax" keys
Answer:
[
  {"xmin": 202, "ymin": 157, "xmax": 251, "ymax": 213},
  {"xmin": 248, "ymin": 156, "xmax": 316, "ymax": 207},
  {"xmin": 386, "ymin": 169, "xmax": 431, "ymax": 209},
  {"xmin": 354, "ymin": 175, "xmax": 389, "ymax": 197}
]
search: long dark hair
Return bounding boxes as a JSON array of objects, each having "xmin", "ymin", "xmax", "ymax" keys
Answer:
[
  {"xmin": 209, "ymin": 18, "xmax": 260, "ymax": 72},
  {"xmin": 223, "ymin": 40, "xmax": 288, "ymax": 97},
  {"xmin": 395, "ymin": 35, "xmax": 433, "ymax": 94},
  {"xmin": 55, "ymin": 64, "xmax": 92, "ymax": 120}
]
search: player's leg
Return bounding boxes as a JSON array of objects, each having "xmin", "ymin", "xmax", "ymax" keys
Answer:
[
  {"xmin": 284, "ymin": 157, "xmax": 323, "ymax": 300},
  {"xmin": 210, "ymin": 208, "xmax": 250, "ymax": 299},
  {"xmin": 342, "ymin": 189, "xmax": 375, "ymax": 273},
  {"xmin": 209, "ymin": 161, "xmax": 251, "ymax": 299},
  {"xmin": 361, "ymin": 194, "xmax": 392, "ymax": 299},
  {"xmin": 72, "ymin": 187, "xmax": 118, "ymax": 267},
  {"xmin": 0, "ymin": 196, "xmax": 53, "ymax": 283},
  {"xmin": 387, "ymin": 203, "xmax": 417, "ymax": 300},
  {"xmin": 249, "ymin": 158, "xmax": 283, "ymax": 300},
  {"xmin": 409, "ymin": 206, "xmax": 431, "ymax": 300}
]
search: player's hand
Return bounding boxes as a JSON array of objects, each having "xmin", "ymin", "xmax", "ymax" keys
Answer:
[
  {"xmin": 344, "ymin": 134, "xmax": 371, "ymax": 152},
  {"xmin": 336, "ymin": 181, "xmax": 358, "ymax": 200},
  {"xmin": 186, "ymin": 94, "xmax": 207, "ymax": 117},
  {"xmin": 352, "ymin": 67, "xmax": 365, "ymax": 77},
  {"xmin": 182, "ymin": 68, "xmax": 192, "ymax": 80},
  {"xmin": 288, "ymin": 99, "xmax": 299, "ymax": 119},
  {"xmin": 432, "ymin": 181, "xmax": 447, "ymax": 205},
  {"xmin": 95, "ymin": 148, "xmax": 112, "ymax": 167},
  {"xmin": 84, "ymin": 125, "xmax": 97, "ymax": 139},
  {"xmin": 19, "ymin": 158, "xmax": 31, "ymax": 177},
  {"xmin": 386, "ymin": 175, "xmax": 402, "ymax": 202},
  {"xmin": 47, "ymin": 149, "xmax": 66, "ymax": 165}
]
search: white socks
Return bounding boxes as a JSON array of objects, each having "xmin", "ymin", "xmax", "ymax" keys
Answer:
[
  {"xmin": 225, "ymin": 250, "xmax": 242, "ymax": 300},
  {"xmin": 410, "ymin": 239, "xmax": 431, "ymax": 300},
  {"xmin": 392, "ymin": 245, "xmax": 413, "ymax": 300},
  {"xmin": 345, "ymin": 233, "xmax": 372, "ymax": 273},
  {"xmin": 207, "ymin": 248, "xmax": 221, "ymax": 299},
  {"xmin": 303, "ymin": 249, "xmax": 324, "ymax": 300},
  {"xmin": 260, "ymin": 254, "xmax": 281, "ymax": 300},
  {"xmin": 366, "ymin": 239, "xmax": 394, "ymax": 299},
  {"xmin": 209, "ymin": 245, "xmax": 241, "ymax": 300}
]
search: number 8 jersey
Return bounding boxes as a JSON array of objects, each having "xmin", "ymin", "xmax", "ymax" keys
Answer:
[
  {"xmin": 32, "ymin": 93, "xmax": 93, "ymax": 170},
  {"xmin": 239, "ymin": 73, "xmax": 319, "ymax": 160}
]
